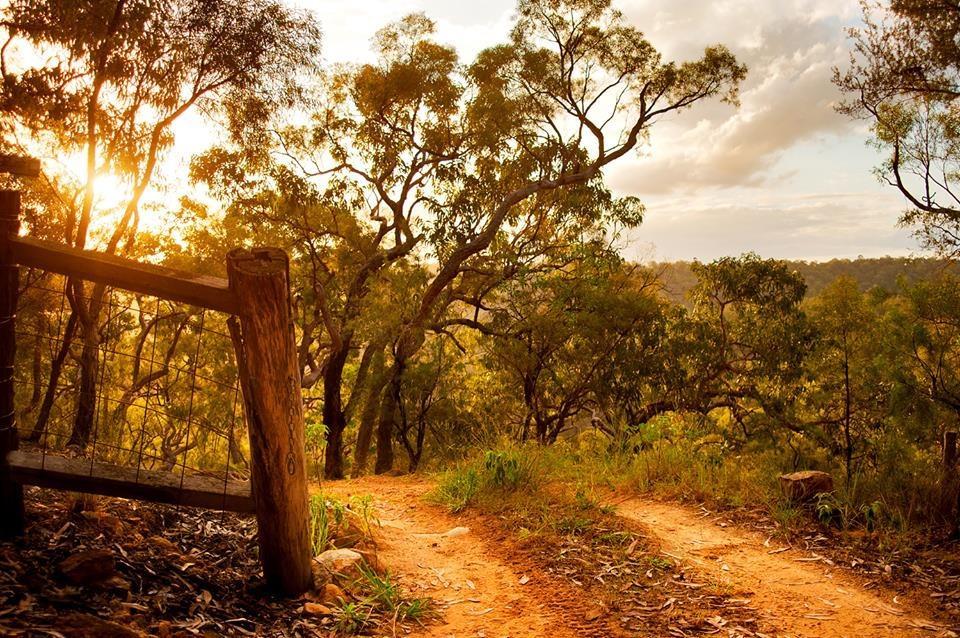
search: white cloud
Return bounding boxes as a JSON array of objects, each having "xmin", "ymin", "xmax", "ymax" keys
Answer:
[{"xmin": 623, "ymin": 190, "xmax": 916, "ymax": 262}]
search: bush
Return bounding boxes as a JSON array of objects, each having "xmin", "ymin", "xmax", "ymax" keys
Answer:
[{"xmin": 432, "ymin": 445, "xmax": 536, "ymax": 512}]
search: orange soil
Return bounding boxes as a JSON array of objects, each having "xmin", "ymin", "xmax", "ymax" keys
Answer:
[
  {"xmin": 615, "ymin": 498, "xmax": 952, "ymax": 638},
  {"xmin": 319, "ymin": 476, "xmax": 954, "ymax": 637},
  {"xmin": 321, "ymin": 475, "xmax": 582, "ymax": 637}
]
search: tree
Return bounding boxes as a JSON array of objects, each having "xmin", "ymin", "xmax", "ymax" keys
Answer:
[
  {"xmin": 835, "ymin": 1, "xmax": 960, "ymax": 257},
  {"xmin": 805, "ymin": 277, "xmax": 888, "ymax": 485},
  {"xmin": 195, "ymin": 13, "xmax": 464, "ymax": 479},
  {"xmin": 197, "ymin": 0, "xmax": 746, "ymax": 478},
  {"xmin": 1, "ymin": 0, "xmax": 320, "ymax": 447},
  {"xmin": 482, "ymin": 252, "xmax": 663, "ymax": 444},
  {"xmin": 631, "ymin": 255, "xmax": 812, "ymax": 441},
  {"xmin": 375, "ymin": 0, "xmax": 746, "ymax": 472}
]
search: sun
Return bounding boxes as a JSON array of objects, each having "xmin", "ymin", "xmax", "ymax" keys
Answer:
[{"xmin": 85, "ymin": 171, "xmax": 174, "ymax": 239}]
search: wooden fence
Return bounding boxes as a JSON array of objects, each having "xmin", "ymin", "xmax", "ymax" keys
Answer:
[{"xmin": 0, "ymin": 182, "xmax": 312, "ymax": 595}]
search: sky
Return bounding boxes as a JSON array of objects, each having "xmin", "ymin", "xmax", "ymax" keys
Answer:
[
  {"xmin": 299, "ymin": 0, "xmax": 918, "ymax": 263},
  {"xmin": 166, "ymin": 0, "xmax": 918, "ymax": 263}
]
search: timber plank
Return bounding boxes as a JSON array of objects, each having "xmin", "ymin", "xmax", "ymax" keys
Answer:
[
  {"xmin": 0, "ymin": 155, "xmax": 40, "ymax": 178},
  {"xmin": 6, "ymin": 450, "xmax": 253, "ymax": 513},
  {"xmin": 7, "ymin": 236, "xmax": 239, "ymax": 314}
]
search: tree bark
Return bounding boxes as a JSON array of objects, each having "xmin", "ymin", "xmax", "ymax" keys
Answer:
[
  {"xmin": 374, "ymin": 383, "xmax": 397, "ymax": 475},
  {"xmin": 69, "ymin": 319, "xmax": 99, "ymax": 448},
  {"xmin": 353, "ymin": 347, "xmax": 385, "ymax": 476},
  {"xmin": 26, "ymin": 311, "xmax": 77, "ymax": 442},
  {"xmin": 322, "ymin": 341, "xmax": 350, "ymax": 480},
  {"xmin": 227, "ymin": 247, "xmax": 311, "ymax": 596}
]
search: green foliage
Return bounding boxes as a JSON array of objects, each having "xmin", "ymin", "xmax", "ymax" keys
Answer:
[
  {"xmin": 432, "ymin": 468, "xmax": 481, "ymax": 513},
  {"xmin": 432, "ymin": 446, "xmax": 536, "ymax": 512},
  {"xmin": 309, "ymin": 493, "xmax": 379, "ymax": 555},
  {"xmin": 308, "ymin": 494, "xmax": 338, "ymax": 556},
  {"xmin": 332, "ymin": 564, "xmax": 435, "ymax": 634},
  {"xmin": 483, "ymin": 450, "xmax": 525, "ymax": 490},
  {"xmin": 836, "ymin": 1, "xmax": 960, "ymax": 257}
]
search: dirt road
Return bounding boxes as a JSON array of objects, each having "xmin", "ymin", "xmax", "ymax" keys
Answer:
[
  {"xmin": 321, "ymin": 476, "xmax": 951, "ymax": 637},
  {"xmin": 616, "ymin": 498, "xmax": 949, "ymax": 638},
  {"xmin": 322, "ymin": 476, "xmax": 585, "ymax": 638}
]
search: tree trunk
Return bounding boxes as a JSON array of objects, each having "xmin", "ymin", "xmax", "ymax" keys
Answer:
[
  {"xmin": 322, "ymin": 341, "xmax": 350, "ymax": 480},
  {"xmin": 69, "ymin": 320, "xmax": 99, "ymax": 448},
  {"xmin": 842, "ymin": 348, "xmax": 853, "ymax": 487},
  {"xmin": 353, "ymin": 348, "xmax": 385, "ymax": 476},
  {"xmin": 26, "ymin": 311, "xmax": 78, "ymax": 442},
  {"xmin": 374, "ymin": 382, "xmax": 397, "ymax": 475},
  {"xmin": 227, "ymin": 247, "xmax": 311, "ymax": 596}
]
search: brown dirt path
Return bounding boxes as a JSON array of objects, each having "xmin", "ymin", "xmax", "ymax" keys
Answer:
[
  {"xmin": 615, "ymin": 497, "xmax": 953, "ymax": 638},
  {"xmin": 320, "ymin": 476, "xmax": 583, "ymax": 638}
]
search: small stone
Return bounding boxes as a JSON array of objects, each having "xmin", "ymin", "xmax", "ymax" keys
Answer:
[
  {"xmin": 81, "ymin": 511, "xmax": 123, "ymax": 535},
  {"xmin": 315, "ymin": 548, "xmax": 364, "ymax": 580},
  {"xmin": 59, "ymin": 549, "xmax": 116, "ymax": 585},
  {"xmin": 311, "ymin": 561, "xmax": 332, "ymax": 589},
  {"xmin": 320, "ymin": 582, "xmax": 346, "ymax": 604},
  {"xmin": 302, "ymin": 602, "xmax": 333, "ymax": 617}
]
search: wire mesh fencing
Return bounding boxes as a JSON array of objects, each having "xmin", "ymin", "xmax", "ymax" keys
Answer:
[{"xmin": 11, "ymin": 269, "xmax": 250, "ymax": 502}]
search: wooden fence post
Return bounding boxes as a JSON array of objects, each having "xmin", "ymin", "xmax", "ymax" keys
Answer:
[
  {"xmin": 0, "ymin": 190, "xmax": 25, "ymax": 538},
  {"xmin": 227, "ymin": 247, "xmax": 312, "ymax": 595}
]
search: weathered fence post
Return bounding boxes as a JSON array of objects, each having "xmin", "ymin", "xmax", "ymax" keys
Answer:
[
  {"xmin": 227, "ymin": 247, "xmax": 312, "ymax": 595},
  {"xmin": 0, "ymin": 190, "xmax": 25, "ymax": 538}
]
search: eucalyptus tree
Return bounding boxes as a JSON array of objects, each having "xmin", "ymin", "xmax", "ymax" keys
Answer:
[
  {"xmin": 0, "ymin": 0, "xmax": 321, "ymax": 447},
  {"xmin": 371, "ymin": 0, "xmax": 746, "ymax": 471},
  {"xmin": 481, "ymin": 251, "xmax": 663, "ymax": 444},
  {"xmin": 195, "ymin": 0, "xmax": 745, "ymax": 477},
  {"xmin": 805, "ymin": 277, "xmax": 888, "ymax": 485},
  {"xmin": 195, "ymin": 13, "xmax": 466, "ymax": 478},
  {"xmin": 608, "ymin": 255, "xmax": 811, "ymax": 443},
  {"xmin": 835, "ymin": 0, "xmax": 960, "ymax": 257}
]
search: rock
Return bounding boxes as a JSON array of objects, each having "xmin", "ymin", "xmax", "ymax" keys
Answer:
[
  {"xmin": 779, "ymin": 470, "xmax": 833, "ymax": 502},
  {"xmin": 441, "ymin": 526, "xmax": 470, "ymax": 538},
  {"xmin": 59, "ymin": 613, "xmax": 141, "ymax": 637},
  {"xmin": 302, "ymin": 602, "xmax": 333, "ymax": 617},
  {"xmin": 81, "ymin": 511, "xmax": 123, "ymax": 535},
  {"xmin": 65, "ymin": 493, "xmax": 100, "ymax": 514},
  {"xmin": 59, "ymin": 549, "xmax": 116, "ymax": 585},
  {"xmin": 315, "ymin": 548, "xmax": 364, "ymax": 580},
  {"xmin": 354, "ymin": 548, "xmax": 384, "ymax": 574},
  {"xmin": 320, "ymin": 582, "xmax": 346, "ymax": 604},
  {"xmin": 311, "ymin": 561, "xmax": 332, "ymax": 589}
]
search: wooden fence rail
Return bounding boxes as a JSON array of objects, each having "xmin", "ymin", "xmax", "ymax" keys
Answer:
[{"xmin": 0, "ymin": 183, "xmax": 312, "ymax": 595}]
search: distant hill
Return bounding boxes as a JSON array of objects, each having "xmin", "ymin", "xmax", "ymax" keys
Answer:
[{"xmin": 651, "ymin": 256, "xmax": 955, "ymax": 304}]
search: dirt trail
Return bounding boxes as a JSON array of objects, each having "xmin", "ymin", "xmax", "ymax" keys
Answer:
[
  {"xmin": 321, "ymin": 476, "xmax": 583, "ymax": 638},
  {"xmin": 616, "ymin": 498, "xmax": 948, "ymax": 638}
]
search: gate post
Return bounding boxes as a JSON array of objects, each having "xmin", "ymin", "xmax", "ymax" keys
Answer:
[
  {"xmin": 0, "ymin": 190, "xmax": 24, "ymax": 538},
  {"xmin": 227, "ymin": 247, "xmax": 312, "ymax": 595}
]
